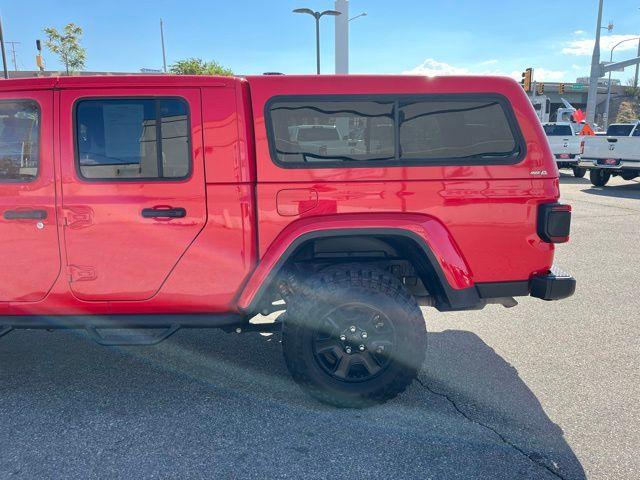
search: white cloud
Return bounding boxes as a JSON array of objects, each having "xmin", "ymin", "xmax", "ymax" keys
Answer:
[
  {"xmin": 563, "ymin": 34, "xmax": 640, "ymax": 56},
  {"xmin": 478, "ymin": 59, "xmax": 499, "ymax": 66},
  {"xmin": 533, "ymin": 68, "xmax": 568, "ymax": 82},
  {"xmin": 574, "ymin": 30, "xmax": 586, "ymax": 35},
  {"xmin": 403, "ymin": 59, "xmax": 470, "ymax": 76},
  {"xmin": 403, "ymin": 58, "xmax": 567, "ymax": 82}
]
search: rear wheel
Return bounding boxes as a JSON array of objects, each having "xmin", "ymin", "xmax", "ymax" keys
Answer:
[
  {"xmin": 282, "ymin": 264, "xmax": 426, "ymax": 408},
  {"xmin": 572, "ymin": 167, "xmax": 586, "ymax": 178},
  {"xmin": 590, "ymin": 169, "xmax": 611, "ymax": 187},
  {"xmin": 621, "ymin": 172, "xmax": 639, "ymax": 181}
]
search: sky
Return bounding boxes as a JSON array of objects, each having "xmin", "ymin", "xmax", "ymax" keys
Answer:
[{"xmin": 2, "ymin": 0, "xmax": 640, "ymax": 83}]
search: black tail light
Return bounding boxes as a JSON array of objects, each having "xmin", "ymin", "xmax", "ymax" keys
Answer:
[{"xmin": 538, "ymin": 203, "xmax": 571, "ymax": 243}]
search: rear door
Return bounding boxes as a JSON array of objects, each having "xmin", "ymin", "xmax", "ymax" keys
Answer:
[
  {"xmin": 59, "ymin": 88, "xmax": 206, "ymax": 301},
  {"xmin": 0, "ymin": 90, "xmax": 60, "ymax": 301}
]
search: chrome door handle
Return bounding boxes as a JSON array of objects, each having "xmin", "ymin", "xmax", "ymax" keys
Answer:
[{"xmin": 3, "ymin": 209, "xmax": 47, "ymax": 220}]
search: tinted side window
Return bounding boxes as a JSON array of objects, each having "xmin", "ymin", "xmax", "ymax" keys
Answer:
[
  {"xmin": 269, "ymin": 100, "xmax": 395, "ymax": 164},
  {"xmin": 0, "ymin": 100, "xmax": 40, "ymax": 182},
  {"xmin": 76, "ymin": 98, "xmax": 190, "ymax": 180},
  {"xmin": 267, "ymin": 96, "xmax": 522, "ymax": 167},
  {"xmin": 399, "ymin": 100, "xmax": 518, "ymax": 160}
]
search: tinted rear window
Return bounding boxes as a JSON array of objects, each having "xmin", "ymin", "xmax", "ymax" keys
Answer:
[
  {"xmin": 0, "ymin": 100, "xmax": 40, "ymax": 182},
  {"xmin": 267, "ymin": 95, "xmax": 522, "ymax": 167},
  {"xmin": 606, "ymin": 124, "xmax": 635, "ymax": 136},
  {"xmin": 543, "ymin": 124, "xmax": 573, "ymax": 136},
  {"xmin": 75, "ymin": 97, "xmax": 190, "ymax": 180}
]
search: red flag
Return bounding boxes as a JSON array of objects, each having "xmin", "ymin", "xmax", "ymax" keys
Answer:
[{"xmin": 572, "ymin": 109, "xmax": 586, "ymax": 123}]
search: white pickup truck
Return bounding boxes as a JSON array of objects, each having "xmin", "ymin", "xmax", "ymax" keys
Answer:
[
  {"xmin": 543, "ymin": 122, "xmax": 585, "ymax": 177},
  {"xmin": 580, "ymin": 121, "xmax": 640, "ymax": 186}
]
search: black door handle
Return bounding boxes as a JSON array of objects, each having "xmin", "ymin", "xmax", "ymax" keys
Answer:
[
  {"xmin": 141, "ymin": 207, "xmax": 186, "ymax": 219},
  {"xmin": 3, "ymin": 209, "xmax": 47, "ymax": 220}
]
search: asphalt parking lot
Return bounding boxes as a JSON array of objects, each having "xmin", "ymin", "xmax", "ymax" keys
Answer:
[{"xmin": 1, "ymin": 173, "xmax": 638, "ymax": 480}]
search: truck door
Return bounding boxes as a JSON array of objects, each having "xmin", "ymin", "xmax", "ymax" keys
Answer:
[
  {"xmin": 58, "ymin": 88, "xmax": 206, "ymax": 301},
  {"xmin": 0, "ymin": 91, "xmax": 60, "ymax": 302}
]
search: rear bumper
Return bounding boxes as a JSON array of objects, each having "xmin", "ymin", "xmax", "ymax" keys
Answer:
[
  {"xmin": 579, "ymin": 158, "xmax": 640, "ymax": 171},
  {"xmin": 554, "ymin": 154, "xmax": 579, "ymax": 166},
  {"xmin": 530, "ymin": 266, "xmax": 576, "ymax": 301},
  {"xmin": 476, "ymin": 265, "xmax": 576, "ymax": 302}
]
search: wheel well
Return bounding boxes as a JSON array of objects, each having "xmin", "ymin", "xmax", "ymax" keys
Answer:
[{"xmin": 260, "ymin": 234, "xmax": 448, "ymax": 310}]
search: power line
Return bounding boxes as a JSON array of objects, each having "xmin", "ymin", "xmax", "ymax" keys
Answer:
[{"xmin": 5, "ymin": 41, "xmax": 19, "ymax": 71}]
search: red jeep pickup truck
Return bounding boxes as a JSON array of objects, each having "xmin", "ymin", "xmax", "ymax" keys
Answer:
[{"xmin": 0, "ymin": 74, "xmax": 574, "ymax": 407}]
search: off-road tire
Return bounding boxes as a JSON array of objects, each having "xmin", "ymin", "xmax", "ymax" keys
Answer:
[
  {"xmin": 282, "ymin": 264, "xmax": 427, "ymax": 408},
  {"xmin": 590, "ymin": 169, "xmax": 611, "ymax": 187},
  {"xmin": 572, "ymin": 167, "xmax": 586, "ymax": 178}
]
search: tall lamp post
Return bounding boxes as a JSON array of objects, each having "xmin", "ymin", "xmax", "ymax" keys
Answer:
[
  {"xmin": 0, "ymin": 15, "xmax": 8, "ymax": 79},
  {"xmin": 604, "ymin": 37, "xmax": 640, "ymax": 128},
  {"xmin": 586, "ymin": 0, "xmax": 605, "ymax": 125},
  {"xmin": 293, "ymin": 8, "xmax": 341, "ymax": 74}
]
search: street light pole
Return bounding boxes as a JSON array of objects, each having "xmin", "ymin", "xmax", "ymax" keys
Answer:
[
  {"xmin": 0, "ymin": 15, "xmax": 8, "ymax": 79},
  {"xmin": 160, "ymin": 19, "xmax": 167, "ymax": 73},
  {"xmin": 635, "ymin": 38, "xmax": 640, "ymax": 87},
  {"xmin": 335, "ymin": 0, "xmax": 348, "ymax": 74},
  {"xmin": 314, "ymin": 14, "xmax": 320, "ymax": 75},
  {"xmin": 604, "ymin": 37, "xmax": 640, "ymax": 128},
  {"xmin": 586, "ymin": 0, "xmax": 604, "ymax": 125},
  {"xmin": 293, "ymin": 8, "xmax": 341, "ymax": 74}
]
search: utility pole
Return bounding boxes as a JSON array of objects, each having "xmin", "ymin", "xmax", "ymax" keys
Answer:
[
  {"xmin": 586, "ymin": 0, "xmax": 604, "ymax": 125},
  {"xmin": 6, "ymin": 41, "xmax": 19, "ymax": 71},
  {"xmin": 160, "ymin": 19, "xmax": 167, "ymax": 73},
  {"xmin": 634, "ymin": 38, "xmax": 640, "ymax": 88},
  {"xmin": 335, "ymin": 0, "xmax": 349, "ymax": 74},
  {"xmin": 0, "ymin": 15, "xmax": 8, "ymax": 79}
]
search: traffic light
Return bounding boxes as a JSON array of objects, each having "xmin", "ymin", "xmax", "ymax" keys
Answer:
[
  {"xmin": 521, "ymin": 68, "xmax": 533, "ymax": 92},
  {"xmin": 559, "ymin": 83, "xmax": 565, "ymax": 94},
  {"xmin": 537, "ymin": 83, "xmax": 545, "ymax": 95}
]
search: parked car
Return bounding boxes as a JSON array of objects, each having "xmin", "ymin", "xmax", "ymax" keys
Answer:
[
  {"xmin": 542, "ymin": 122, "xmax": 585, "ymax": 177},
  {"xmin": 0, "ymin": 74, "xmax": 575, "ymax": 407},
  {"xmin": 580, "ymin": 121, "xmax": 640, "ymax": 186},
  {"xmin": 287, "ymin": 124, "xmax": 365, "ymax": 159}
]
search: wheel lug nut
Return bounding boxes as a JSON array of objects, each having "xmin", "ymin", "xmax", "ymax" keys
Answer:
[
  {"xmin": 359, "ymin": 344, "xmax": 366, "ymax": 352},
  {"xmin": 345, "ymin": 346, "xmax": 352, "ymax": 354},
  {"xmin": 361, "ymin": 331, "xmax": 368, "ymax": 339},
  {"xmin": 349, "ymin": 326, "xmax": 356, "ymax": 333},
  {"xmin": 339, "ymin": 334, "xmax": 346, "ymax": 341}
]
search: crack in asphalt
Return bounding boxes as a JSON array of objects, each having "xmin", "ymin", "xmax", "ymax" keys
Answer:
[
  {"xmin": 564, "ymin": 195, "xmax": 640, "ymax": 214},
  {"xmin": 416, "ymin": 378, "xmax": 567, "ymax": 480}
]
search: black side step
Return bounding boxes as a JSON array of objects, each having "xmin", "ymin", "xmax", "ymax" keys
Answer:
[
  {"xmin": 85, "ymin": 324, "xmax": 180, "ymax": 346},
  {"xmin": 0, "ymin": 313, "xmax": 246, "ymax": 330},
  {"xmin": 0, "ymin": 326, "xmax": 12, "ymax": 339}
]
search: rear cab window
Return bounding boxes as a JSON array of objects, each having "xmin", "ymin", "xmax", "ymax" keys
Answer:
[
  {"xmin": 266, "ymin": 94, "xmax": 524, "ymax": 168},
  {"xmin": 0, "ymin": 100, "xmax": 40, "ymax": 182},
  {"xmin": 543, "ymin": 124, "xmax": 573, "ymax": 136},
  {"xmin": 75, "ymin": 97, "xmax": 191, "ymax": 180},
  {"xmin": 606, "ymin": 124, "xmax": 635, "ymax": 137}
]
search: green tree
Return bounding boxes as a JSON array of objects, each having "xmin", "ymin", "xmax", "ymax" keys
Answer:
[
  {"xmin": 169, "ymin": 58, "xmax": 233, "ymax": 76},
  {"xmin": 623, "ymin": 78, "xmax": 640, "ymax": 100},
  {"xmin": 43, "ymin": 23, "xmax": 86, "ymax": 74},
  {"xmin": 616, "ymin": 101, "xmax": 638, "ymax": 123}
]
